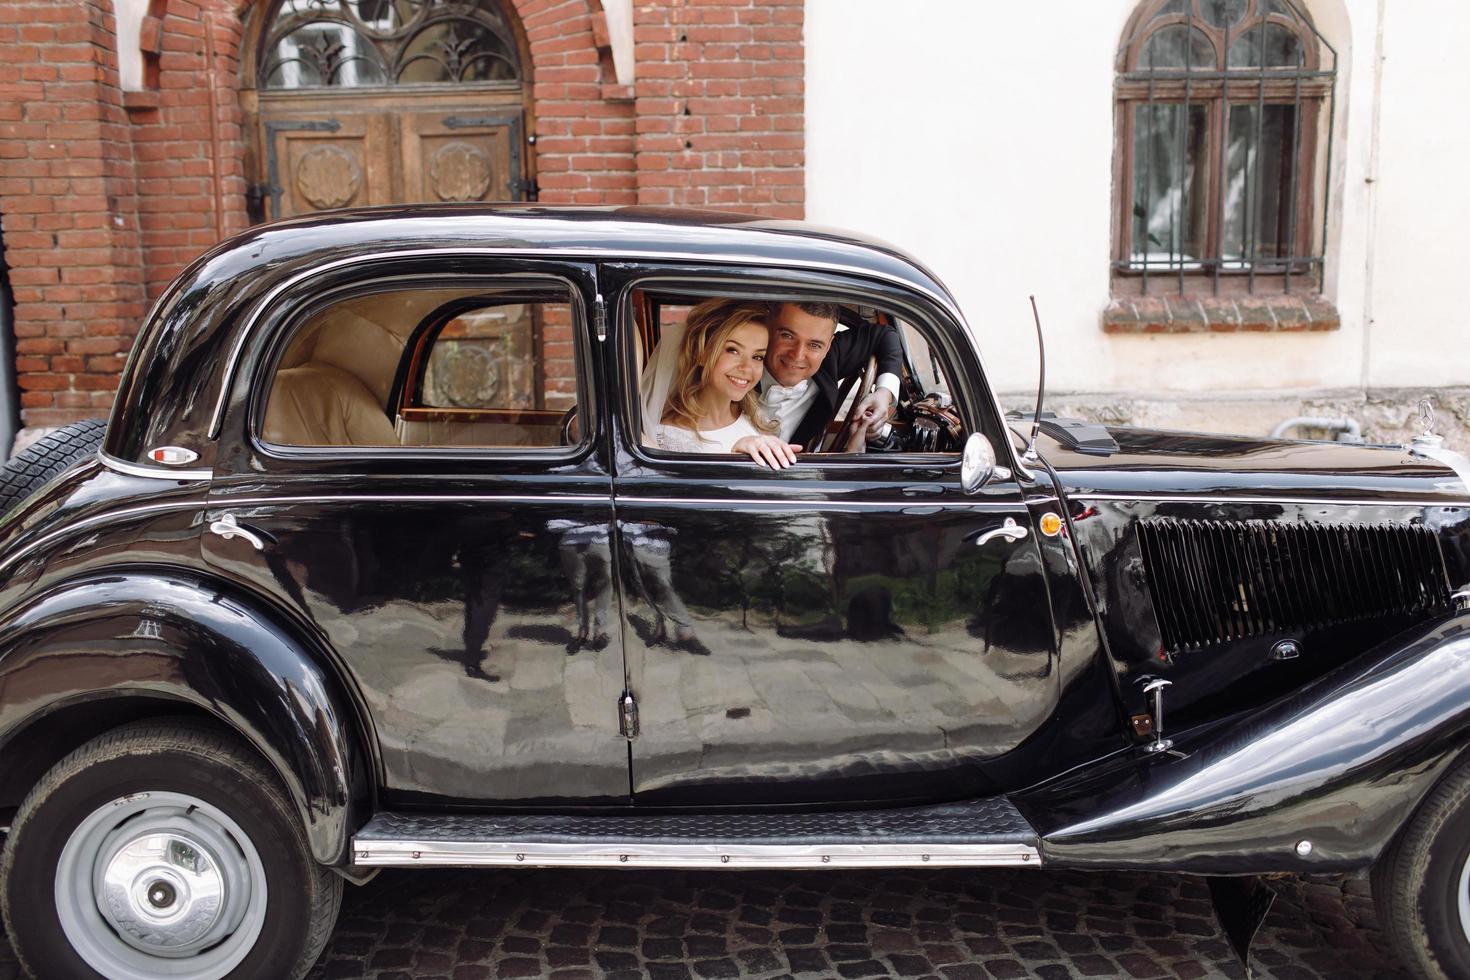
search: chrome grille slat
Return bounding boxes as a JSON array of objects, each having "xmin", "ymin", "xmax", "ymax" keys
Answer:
[{"xmin": 1136, "ymin": 519, "xmax": 1453, "ymax": 654}]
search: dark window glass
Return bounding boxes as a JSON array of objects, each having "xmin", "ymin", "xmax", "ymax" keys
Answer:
[
  {"xmin": 261, "ymin": 0, "xmax": 520, "ymax": 90},
  {"xmin": 1132, "ymin": 104, "xmax": 1210, "ymax": 269}
]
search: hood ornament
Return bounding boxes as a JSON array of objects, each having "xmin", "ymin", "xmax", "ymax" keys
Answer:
[{"xmin": 1410, "ymin": 398, "xmax": 1444, "ymax": 452}]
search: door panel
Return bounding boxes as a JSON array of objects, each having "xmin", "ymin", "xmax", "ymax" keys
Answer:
[
  {"xmin": 614, "ymin": 470, "xmax": 1056, "ymax": 806},
  {"xmin": 401, "ymin": 110, "xmax": 524, "ymax": 203},
  {"xmin": 202, "ymin": 486, "xmax": 627, "ymax": 805},
  {"xmin": 261, "ymin": 111, "xmax": 392, "ymax": 219}
]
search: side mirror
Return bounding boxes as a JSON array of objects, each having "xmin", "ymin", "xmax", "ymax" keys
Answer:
[{"xmin": 961, "ymin": 433, "xmax": 996, "ymax": 494}]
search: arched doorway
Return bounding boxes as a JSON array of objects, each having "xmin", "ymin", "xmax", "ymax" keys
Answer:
[{"xmin": 240, "ymin": 0, "xmax": 535, "ymax": 221}]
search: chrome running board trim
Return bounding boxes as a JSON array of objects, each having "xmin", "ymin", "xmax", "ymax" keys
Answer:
[{"xmin": 351, "ymin": 840, "xmax": 1041, "ymax": 869}]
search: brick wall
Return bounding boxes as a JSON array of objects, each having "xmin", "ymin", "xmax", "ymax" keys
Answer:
[
  {"xmin": 522, "ymin": 0, "xmax": 637, "ymax": 205},
  {"xmin": 0, "ymin": 0, "xmax": 807, "ymax": 429},
  {"xmin": 633, "ymin": 0, "xmax": 804, "ymax": 218},
  {"xmin": 131, "ymin": 0, "xmax": 251, "ymax": 299},
  {"xmin": 0, "ymin": 0, "xmax": 148, "ymax": 427}
]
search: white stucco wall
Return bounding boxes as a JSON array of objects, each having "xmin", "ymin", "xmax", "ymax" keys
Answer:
[
  {"xmin": 114, "ymin": 0, "xmax": 148, "ymax": 92},
  {"xmin": 806, "ymin": 0, "xmax": 1468, "ymax": 400}
]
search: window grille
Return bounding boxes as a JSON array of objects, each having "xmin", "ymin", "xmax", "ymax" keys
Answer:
[
  {"xmin": 259, "ymin": 0, "xmax": 522, "ymax": 90},
  {"xmin": 1115, "ymin": 0, "xmax": 1337, "ymax": 296}
]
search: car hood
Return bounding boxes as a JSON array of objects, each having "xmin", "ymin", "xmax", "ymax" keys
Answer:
[{"xmin": 1017, "ymin": 423, "xmax": 1470, "ymax": 504}]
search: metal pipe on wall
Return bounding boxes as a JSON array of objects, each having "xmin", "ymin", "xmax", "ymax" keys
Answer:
[{"xmin": 0, "ymin": 229, "xmax": 18, "ymax": 461}]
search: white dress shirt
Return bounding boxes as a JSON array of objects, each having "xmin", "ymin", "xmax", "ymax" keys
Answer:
[{"xmin": 758, "ymin": 371, "xmax": 901, "ymax": 443}]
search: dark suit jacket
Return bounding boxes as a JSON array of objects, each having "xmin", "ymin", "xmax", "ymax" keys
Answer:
[{"xmin": 790, "ymin": 319, "xmax": 904, "ymax": 451}]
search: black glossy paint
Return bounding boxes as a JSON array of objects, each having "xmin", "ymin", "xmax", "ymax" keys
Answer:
[
  {"xmin": 1023, "ymin": 612, "xmax": 1470, "ymax": 873},
  {"xmin": 0, "ymin": 565, "xmax": 366, "ymax": 864},
  {"xmin": 0, "ymin": 206, "xmax": 1465, "ymax": 876}
]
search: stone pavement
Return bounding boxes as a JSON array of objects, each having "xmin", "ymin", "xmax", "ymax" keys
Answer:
[{"xmin": 304, "ymin": 867, "xmax": 1409, "ymax": 980}]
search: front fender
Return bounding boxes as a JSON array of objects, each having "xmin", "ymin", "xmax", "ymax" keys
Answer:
[
  {"xmin": 0, "ymin": 567, "xmax": 369, "ymax": 865},
  {"xmin": 1025, "ymin": 612, "xmax": 1470, "ymax": 873}
]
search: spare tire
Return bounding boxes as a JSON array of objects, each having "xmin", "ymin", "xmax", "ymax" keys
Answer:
[{"xmin": 0, "ymin": 418, "xmax": 107, "ymax": 518}]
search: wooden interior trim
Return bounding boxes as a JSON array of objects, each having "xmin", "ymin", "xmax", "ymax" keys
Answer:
[{"xmin": 399, "ymin": 407, "xmax": 564, "ymax": 425}]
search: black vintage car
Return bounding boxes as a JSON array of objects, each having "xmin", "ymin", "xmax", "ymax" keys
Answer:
[{"xmin": 0, "ymin": 206, "xmax": 1467, "ymax": 980}]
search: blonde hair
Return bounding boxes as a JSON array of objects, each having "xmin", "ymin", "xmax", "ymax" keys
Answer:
[{"xmin": 661, "ymin": 299, "xmax": 778, "ymax": 436}]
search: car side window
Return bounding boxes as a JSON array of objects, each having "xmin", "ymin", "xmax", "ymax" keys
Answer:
[
  {"xmin": 631, "ymin": 287, "xmax": 967, "ymax": 459},
  {"xmin": 260, "ymin": 281, "xmax": 586, "ymax": 451}
]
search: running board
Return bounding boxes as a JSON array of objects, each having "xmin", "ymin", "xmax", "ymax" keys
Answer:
[{"xmin": 352, "ymin": 799, "xmax": 1040, "ymax": 870}]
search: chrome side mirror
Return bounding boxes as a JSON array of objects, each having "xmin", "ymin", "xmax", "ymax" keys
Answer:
[{"xmin": 961, "ymin": 433, "xmax": 996, "ymax": 494}]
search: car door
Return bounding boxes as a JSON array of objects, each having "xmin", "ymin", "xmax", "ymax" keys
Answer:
[
  {"xmin": 201, "ymin": 257, "xmax": 631, "ymax": 806},
  {"xmin": 606, "ymin": 265, "xmax": 1060, "ymax": 807}
]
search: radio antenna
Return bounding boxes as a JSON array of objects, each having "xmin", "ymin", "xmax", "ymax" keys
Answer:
[{"xmin": 1024, "ymin": 295, "xmax": 1045, "ymax": 464}]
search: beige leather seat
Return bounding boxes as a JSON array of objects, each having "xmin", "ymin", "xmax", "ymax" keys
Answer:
[{"xmin": 263, "ymin": 362, "xmax": 398, "ymax": 446}]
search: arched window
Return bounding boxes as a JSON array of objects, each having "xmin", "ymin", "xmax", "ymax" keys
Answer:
[
  {"xmin": 1114, "ymin": 0, "xmax": 1336, "ymax": 296},
  {"xmin": 260, "ymin": 0, "xmax": 522, "ymax": 90}
]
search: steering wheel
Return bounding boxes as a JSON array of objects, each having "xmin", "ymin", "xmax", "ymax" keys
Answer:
[
  {"xmin": 559, "ymin": 405, "xmax": 579, "ymax": 446},
  {"xmin": 828, "ymin": 355, "xmax": 880, "ymax": 453}
]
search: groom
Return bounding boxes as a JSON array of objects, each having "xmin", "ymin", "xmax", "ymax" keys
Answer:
[{"xmin": 758, "ymin": 301, "xmax": 904, "ymax": 452}]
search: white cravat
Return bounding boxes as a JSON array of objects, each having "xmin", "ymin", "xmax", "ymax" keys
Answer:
[{"xmin": 758, "ymin": 374, "xmax": 820, "ymax": 442}]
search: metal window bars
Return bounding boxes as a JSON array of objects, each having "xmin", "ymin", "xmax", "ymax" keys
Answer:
[
  {"xmin": 259, "ymin": 0, "xmax": 523, "ymax": 89},
  {"xmin": 1115, "ymin": 0, "xmax": 1337, "ymax": 295}
]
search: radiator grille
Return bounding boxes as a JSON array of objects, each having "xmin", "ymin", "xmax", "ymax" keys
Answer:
[{"xmin": 1136, "ymin": 519, "xmax": 1453, "ymax": 654}]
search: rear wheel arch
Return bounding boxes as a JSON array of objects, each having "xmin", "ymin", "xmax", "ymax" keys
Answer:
[{"xmin": 0, "ymin": 567, "xmax": 376, "ymax": 864}]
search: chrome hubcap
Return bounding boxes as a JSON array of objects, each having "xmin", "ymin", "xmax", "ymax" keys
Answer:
[
  {"xmin": 99, "ymin": 831, "xmax": 232, "ymax": 954},
  {"xmin": 56, "ymin": 792, "xmax": 268, "ymax": 980}
]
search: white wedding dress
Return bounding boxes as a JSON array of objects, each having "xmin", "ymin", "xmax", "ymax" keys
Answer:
[{"xmin": 652, "ymin": 415, "xmax": 763, "ymax": 454}]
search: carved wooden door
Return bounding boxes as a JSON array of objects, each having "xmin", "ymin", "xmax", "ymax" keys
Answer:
[{"xmin": 245, "ymin": 0, "xmax": 531, "ymax": 221}]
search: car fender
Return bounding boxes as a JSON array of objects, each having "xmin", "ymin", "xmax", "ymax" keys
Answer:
[
  {"xmin": 1026, "ymin": 612, "xmax": 1470, "ymax": 872},
  {"xmin": 0, "ymin": 567, "xmax": 369, "ymax": 865}
]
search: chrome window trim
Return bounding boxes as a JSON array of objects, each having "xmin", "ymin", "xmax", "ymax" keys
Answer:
[
  {"xmin": 204, "ymin": 247, "xmax": 1016, "ymax": 472},
  {"xmin": 99, "ymin": 452, "xmax": 212, "ymax": 482},
  {"xmin": 351, "ymin": 839, "xmax": 1041, "ymax": 870},
  {"xmin": 1069, "ymin": 492, "xmax": 1468, "ymax": 508}
]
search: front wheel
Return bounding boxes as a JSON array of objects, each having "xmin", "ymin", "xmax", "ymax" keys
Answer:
[
  {"xmin": 1374, "ymin": 757, "xmax": 1470, "ymax": 979},
  {"xmin": 1, "ymin": 720, "xmax": 342, "ymax": 980}
]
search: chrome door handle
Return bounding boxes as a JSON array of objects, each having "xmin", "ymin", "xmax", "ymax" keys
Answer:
[
  {"xmin": 208, "ymin": 513, "xmax": 265, "ymax": 551},
  {"xmin": 974, "ymin": 517, "xmax": 1029, "ymax": 547}
]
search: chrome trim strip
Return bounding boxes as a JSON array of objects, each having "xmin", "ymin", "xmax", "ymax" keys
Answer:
[
  {"xmin": 207, "ymin": 494, "xmax": 1051, "ymax": 511},
  {"xmin": 1069, "ymin": 493, "xmax": 1468, "ymax": 508},
  {"xmin": 1411, "ymin": 444, "xmax": 1470, "ymax": 496},
  {"xmin": 204, "ymin": 245, "xmax": 1016, "ymax": 473},
  {"xmin": 352, "ymin": 839, "xmax": 1040, "ymax": 870},
  {"xmin": 99, "ymin": 452, "xmax": 212, "ymax": 482},
  {"xmin": 0, "ymin": 501, "xmax": 203, "ymax": 577}
]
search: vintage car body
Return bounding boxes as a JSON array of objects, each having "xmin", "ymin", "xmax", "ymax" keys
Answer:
[{"xmin": 1, "ymin": 206, "xmax": 1468, "ymax": 978}]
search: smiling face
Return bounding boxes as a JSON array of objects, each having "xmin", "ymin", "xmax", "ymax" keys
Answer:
[
  {"xmin": 707, "ymin": 321, "xmax": 768, "ymax": 405},
  {"xmin": 767, "ymin": 302, "xmax": 837, "ymax": 388}
]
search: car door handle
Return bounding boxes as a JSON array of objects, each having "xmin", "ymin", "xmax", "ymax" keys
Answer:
[
  {"xmin": 974, "ymin": 517, "xmax": 1029, "ymax": 547},
  {"xmin": 208, "ymin": 512, "xmax": 266, "ymax": 551}
]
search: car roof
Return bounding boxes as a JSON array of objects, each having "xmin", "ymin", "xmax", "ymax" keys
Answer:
[{"xmin": 103, "ymin": 205, "xmax": 967, "ymax": 471}]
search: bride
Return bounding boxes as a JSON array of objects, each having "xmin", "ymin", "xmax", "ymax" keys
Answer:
[{"xmin": 648, "ymin": 299, "xmax": 802, "ymax": 469}]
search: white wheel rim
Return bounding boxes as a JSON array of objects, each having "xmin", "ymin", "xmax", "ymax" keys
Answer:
[
  {"xmin": 55, "ymin": 791, "xmax": 269, "ymax": 980},
  {"xmin": 1460, "ymin": 850, "xmax": 1470, "ymax": 948}
]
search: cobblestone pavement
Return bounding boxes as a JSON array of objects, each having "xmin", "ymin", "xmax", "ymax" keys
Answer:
[{"xmin": 302, "ymin": 867, "xmax": 1409, "ymax": 980}]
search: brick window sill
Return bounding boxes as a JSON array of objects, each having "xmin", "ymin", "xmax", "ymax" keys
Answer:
[{"xmin": 1103, "ymin": 294, "xmax": 1340, "ymax": 334}]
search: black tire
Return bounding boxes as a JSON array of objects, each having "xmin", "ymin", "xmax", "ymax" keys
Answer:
[
  {"xmin": 1373, "ymin": 758, "xmax": 1470, "ymax": 979},
  {"xmin": 0, "ymin": 417, "xmax": 107, "ymax": 518},
  {"xmin": 0, "ymin": 719, "xmax": 342, "ymax": 980}
]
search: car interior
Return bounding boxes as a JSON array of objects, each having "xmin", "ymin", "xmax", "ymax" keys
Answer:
[{"xmin": 260, "ymin": 282, "xmax": 964, "ymax": 456}]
